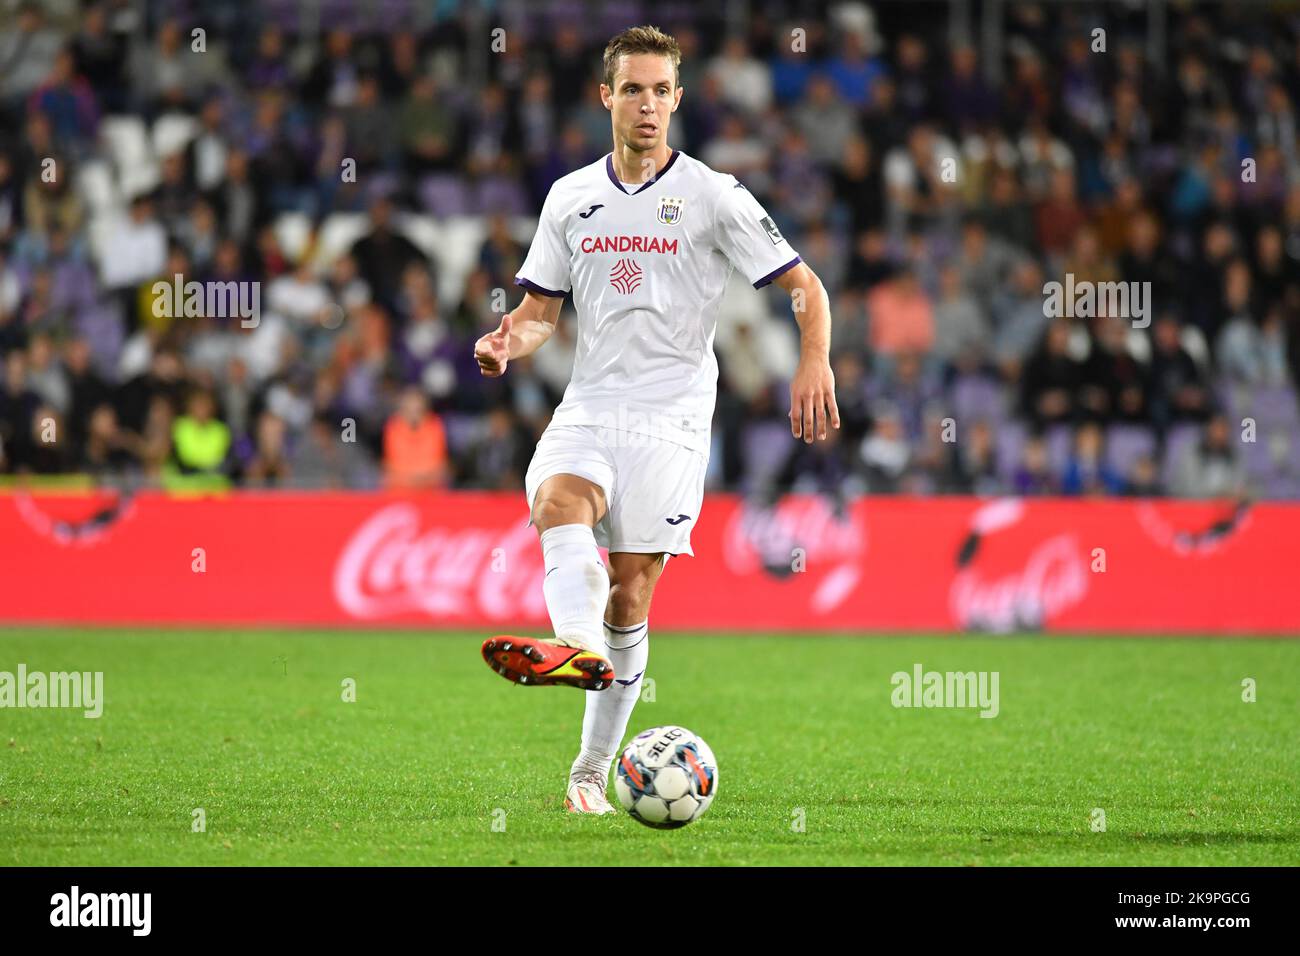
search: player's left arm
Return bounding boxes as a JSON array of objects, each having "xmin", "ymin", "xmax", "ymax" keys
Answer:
[{"xmin": 774, "ymin": 262, "xmax": 840, "ymax": 443}]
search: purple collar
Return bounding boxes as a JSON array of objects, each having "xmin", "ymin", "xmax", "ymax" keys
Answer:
[{"xmin": 606, "ymin": 149, "xmax": 680, "ymax": 195}]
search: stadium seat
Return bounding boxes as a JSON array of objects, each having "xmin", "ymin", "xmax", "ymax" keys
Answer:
[
  {"xmin": 152, "ymin": 113, "xmax": 201, "ymax": 159},
  {"xmin": 320, "ymin": 0, "xmax": 363, "ymax": 30},
  {"xmin": 312, "ymin": 213, "xmax": 370, "ymax": 270},
  {"xmin": 118, "ymin": 163, "xmax": 161, "ymax": 200},
  {"xmin": 85, "ymin": 216, "xmax": 120, "ymax": 281},
  {"xmin": 1180, "ymin": 325, "xmax": 1211, "ymax": 369},
  {"xmin": 100, "ymin": 117, "xmax": 153, "ymax": 182},
  {"xmin": 100, "ymin": 116, "xmax": 152, "ymax": 167},
  {"xmin": 994, "ymin": 421, "xmax": 1027, "ymax": 484},
  {"xmin": 950, "ymin": 375, "xmax": 1006, "ymax": 423},
  {"xmin": 419, "ymin": 174, "xmax": 472, "ymax": 217},
  {"xmin": 1161, "ymin": 422, "xmax": 1202, "ymax": 488},
  {"xmin": 1264, "ymin": 473, "xmax": 1299, "ymax": 499},
  {"xmin": 509, "ymin": 216, "xmax": 539, "ymax": 247},
  {"xmin": 741, "ymin": 420, "xmax": 795, "ymax": 493},
  {"xmin": 396, "ymin": 214, "xmax": 443, "ymax": 268},
  {"xmin": 274, "ymin": 212, "xmax": 314, "ymax": 265},
  {"xmin": 99, "ymin": 115, "xmax": 160, "ymax": 199},
  {"xmin": 1126, "ymin": 327, "xmax": 1152, "ymax": 364},
  {"xmin": 75, "ymin": 302, "xmax": 126, "ymax": 375},
  {"xmin": 441, "ymin": 412, "xmax": 482, "ymax": 456},
  {"xmin": 261, "ymin": 0, "xmax": 301, "ymax": 30},
  {"xmin": 1242, "ymin": 433, "xmax": 1276, "ymax": 479},
  {"xmin": 474, "ymin": 177, "xmax": 531, "ymax": 218},
  {"xmin": 436, "ymin": 217, "xmax": 490, "ymax": 305},
  {"xmin": 375, "ymin": 0, "xmax": 417, "ymax": 33},
  {"xmin": 1246, "ymin": 384, "xmax": 1300, "ymax": 430},
  {"xmin": 77, "ymin": 159, "xmax": 121, "ymax": 217},
  {"xmin": 1105, "ymin": 424, "xmax": 1157, "ymax": 478},
  {"xmin": 1045, "ymin": 423, "xmax": 1073, "ymax": 475},
  {"xmin": 1217, "ymin": 379, "xmax": 1242, "ymax": 417}
]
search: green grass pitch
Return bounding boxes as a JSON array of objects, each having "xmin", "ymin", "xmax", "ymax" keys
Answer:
[{"xmin": 1, "ymin": 628, "xmax": 1296, "ymax": 866}]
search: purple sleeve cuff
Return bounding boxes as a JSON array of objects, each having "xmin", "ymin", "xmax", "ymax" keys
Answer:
[
  {"xmin": 514, "ymin": 276, "xmax": 568, "ymax": 298},
  {"xmin": 752, "ymin": 255, "xmax": 802, "ymax": 289}
]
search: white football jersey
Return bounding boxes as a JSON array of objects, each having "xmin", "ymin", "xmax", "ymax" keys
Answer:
[{"xmin": 515, "ymin": 149, "xmax": 800, "ymax": 453}]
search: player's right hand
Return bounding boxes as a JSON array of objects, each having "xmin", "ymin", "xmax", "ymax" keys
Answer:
[{"xmin": 474, "ymin": 314, "xmax": 512, "ymax": 377}]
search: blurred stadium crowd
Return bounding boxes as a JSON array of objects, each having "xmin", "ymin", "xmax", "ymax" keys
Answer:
[{"xmin": 1, "ymin": 0, "xmax": 1299, "ymax": 498}]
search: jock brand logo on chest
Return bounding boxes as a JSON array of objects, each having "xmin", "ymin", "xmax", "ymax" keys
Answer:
[{"xmin": 580, "ymin": 235, "xmax": 679, "ymax": 255}]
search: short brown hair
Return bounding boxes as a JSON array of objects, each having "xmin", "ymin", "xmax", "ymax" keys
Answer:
[{"xmin": 602, "ymin": 25, "xmax": 682, "ymax": 91}]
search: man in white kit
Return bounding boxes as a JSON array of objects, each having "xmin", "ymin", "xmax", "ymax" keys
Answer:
[{"xmin": 474, "ymin": 25, "xmax": 840, "ymax": 814}]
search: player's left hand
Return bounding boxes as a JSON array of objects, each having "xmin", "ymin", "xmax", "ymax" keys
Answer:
[{"xmin": 789, "ymin": 359, "xmax": 840, "ymax": 443}]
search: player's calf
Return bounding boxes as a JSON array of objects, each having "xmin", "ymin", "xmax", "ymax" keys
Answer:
[{"xmin": 540, "ymin": 523, "xmax": 609, "ymax": 652}]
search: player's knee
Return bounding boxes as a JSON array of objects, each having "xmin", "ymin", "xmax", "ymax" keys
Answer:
[
  {"xmin": 532, "ymin": 494, "xmax": 586, "ymax": 532},
  {"xmin": 607, "ymin": 580, "xmax": 651, "ymax": 624},
  {"xmin": 532, "ymin": 476, "xmax": 605, "ymax": 532},
  {"xmin": 606, "ymin": 558, "xmax": 662, "ymax": 624}
]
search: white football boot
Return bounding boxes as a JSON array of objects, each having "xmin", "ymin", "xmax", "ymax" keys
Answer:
[{"xmin": 565, "ymin": 768, "xmax": 616, "ymax": 815}]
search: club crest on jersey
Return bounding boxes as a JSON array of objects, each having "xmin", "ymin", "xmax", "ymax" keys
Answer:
[{"xmin": 656, "ymin": 196, "xmax": 685, "ymax": 226}]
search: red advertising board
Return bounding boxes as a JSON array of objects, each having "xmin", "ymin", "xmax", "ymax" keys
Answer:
[{"xmin": 0, "ymin": 491, "xmax": 1295, "ymax": 634}]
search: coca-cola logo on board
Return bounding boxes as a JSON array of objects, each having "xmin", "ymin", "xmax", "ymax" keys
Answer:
[
  {"xmin": 722, "ymin": 496, "xmax": 866, "ymax": 613},
  {"xmin": 949, "ymin": 532, "xmax": 1089, "ymax": 632},
  {"xmin": 334, "ymin": 503, "xmax": 545, "ymax": 620},
  {"xmin": 11, "ymin": 491, "xmax": 135, "ymax": 547}
]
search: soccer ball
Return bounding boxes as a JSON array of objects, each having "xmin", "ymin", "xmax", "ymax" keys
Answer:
[{"xmin": 615, "ymin": 725, "xmax": 718, "ymax": 828}]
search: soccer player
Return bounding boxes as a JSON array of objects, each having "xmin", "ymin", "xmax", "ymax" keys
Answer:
[{"xmin": 475, "ymin": 25, "xmax": 839, "ymax": 814}]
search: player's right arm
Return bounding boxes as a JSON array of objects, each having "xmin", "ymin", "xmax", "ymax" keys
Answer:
[
  {"xmin": 477, "ymin": 183, "xmax": 572, "ymax": 378},
  {"xmin": 473, "ymin": 290, "xmax": 562, "ymax": 377}
]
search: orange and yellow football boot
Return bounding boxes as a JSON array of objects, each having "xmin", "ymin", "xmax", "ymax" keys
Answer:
[{"xmin": 481, "ymin": 635, "xmax": 614, "ymax": 691}]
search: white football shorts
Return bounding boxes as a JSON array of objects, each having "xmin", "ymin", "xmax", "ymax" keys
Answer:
[{"xmin": 524, "ymin": 424, "xmax": 708, "ymax": 556}]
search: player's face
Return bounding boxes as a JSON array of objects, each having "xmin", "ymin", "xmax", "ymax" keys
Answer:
[{"xmin": 601, "ymin": 53, "xmax": 682, "ymax": 155}]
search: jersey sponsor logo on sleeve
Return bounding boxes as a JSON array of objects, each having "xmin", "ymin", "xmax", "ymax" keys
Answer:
[
  {"xmin": 665, "ymin": 514, "xmax": 692, "ymax": 525},
  {"xmin": 759, "ymin": 215, "xmax": 785, "ymax": 245},
  {"xmin": 609, "ymin": 258, "xmax": 643, "ymax": 294},
  {"xmin": 656, "ymin": 196, "xmax": 685, "ymax": 225}
]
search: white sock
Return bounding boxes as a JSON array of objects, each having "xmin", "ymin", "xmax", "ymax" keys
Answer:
[
  {"xmin": 571, "ymin": 620, "xmax": 649, "ymax": 778},
  {"xmin": 540, "ymin": 524, "xmax": 608, "ymax": 651}
]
